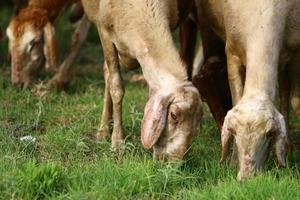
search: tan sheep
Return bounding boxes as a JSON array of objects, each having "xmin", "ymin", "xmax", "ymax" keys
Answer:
[
  {"xmin": 81, "ymin": 0, "xmax": 202, "ymax": 160},
  {"xmin": 194, "ymin": 0, "xmax": 300, "ymax": 180}
]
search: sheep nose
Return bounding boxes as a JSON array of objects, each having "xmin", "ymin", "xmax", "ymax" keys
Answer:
[
  {"xmin": 11, "ymin": 69, "xmax": 22, "ymax": 85},
  {"xmin": 237, "ymin": 157, "xmax": 256, "ymax": 180}
]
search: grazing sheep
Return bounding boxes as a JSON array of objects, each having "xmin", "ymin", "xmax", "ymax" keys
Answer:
[
  {"xmin": 81, "ymin": 0, "xmax": 202, "ymax": 160},
  {"xmin": 193, "ymin": 0, "xmax": 300, "ymax": 180},
  {"xmin": 6, "ymin": 0, "xmax": 90, "ymax": 89}
]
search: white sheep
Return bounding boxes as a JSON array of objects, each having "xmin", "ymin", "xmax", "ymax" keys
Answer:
[
  {"xmin": 194, "ymin": 0, "xmax": 300, "ymax": 180},
  {"xmin": 81, "ymin": 0, "xmax": 202, "ymax": 160}
]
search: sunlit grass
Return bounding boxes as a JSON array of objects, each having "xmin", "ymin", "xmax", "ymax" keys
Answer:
[{"xmin": 1, "ymin": 71, "xmax": 300, "ymax": 199}]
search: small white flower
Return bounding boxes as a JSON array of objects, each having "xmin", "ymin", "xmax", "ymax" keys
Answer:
[{"xmin": 20, "ymin": 135, "xmax": 36, "ymax": 142}]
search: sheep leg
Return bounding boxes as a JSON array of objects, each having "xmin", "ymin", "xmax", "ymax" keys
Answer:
[
  {"xmin": 96, "ymin": 61, "xmax": 112, "ymax": 140},
  {"xmin": 225, "ymin": 46, "xmax": 243, "ymax": 165},
  {"xmin": 99, "ymin": 30, "xmax": 125, "ymax": 149},
  {"xmin": 226, "ymin": 46, "xmax": 243, "ymax": 106},
  {"xmin": 179, "ymin": 16, "xmax": 198, "ymax": 80},
  {"xmin": 47, "ymin": 15, "xmax": 91, "ymax": 90}
]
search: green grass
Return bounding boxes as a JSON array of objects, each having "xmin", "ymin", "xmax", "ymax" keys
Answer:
[
  {"xmin": 1, "ymin": 66, "xmax": 300, "ymax": 200},
  {"xmin": 1, "ymin": 6, "xmax": 300, "ymax": 200}
]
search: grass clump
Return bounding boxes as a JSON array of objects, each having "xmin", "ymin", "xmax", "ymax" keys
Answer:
[{"xmin": 15, "ymin": 161, "xmax": 67, "ymax": 199}]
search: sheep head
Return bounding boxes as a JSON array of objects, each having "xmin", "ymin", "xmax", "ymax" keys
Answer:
[
  {"xmin": 221, "ymin": 98, "xmax": 286, "ymax": 180},
  {"xmin": 6, "ymin": 7, "xmax": 58, "ymax": 88},
  {"xmin": 141, "ymin": 83, "xmax": 203, "ymax": 161}
]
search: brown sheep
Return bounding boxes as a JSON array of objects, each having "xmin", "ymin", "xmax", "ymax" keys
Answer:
[{"xmin": 6, "ymin": 0, "xmax": 90, "ymax": 89}]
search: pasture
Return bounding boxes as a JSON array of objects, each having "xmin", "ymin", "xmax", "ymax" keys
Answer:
[{"xmin": 1, "ymin": 7, "xmax": 300, "ymax": 200}]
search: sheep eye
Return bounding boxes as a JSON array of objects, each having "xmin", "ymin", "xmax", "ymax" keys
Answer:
[
  {"xmin": 26, "ymin": 40, "xmax": 36, "ymax": 53},
  {"xmin": 171, "ymin": 112, "xmax": 177, "ymax": 121},
  {"xmin": 27, "ymin": 36, "xmax": 43, "ymax": 53},
  {"xmin": 266, "ymin": 131, "xmax": 274, "ymax": 139}
]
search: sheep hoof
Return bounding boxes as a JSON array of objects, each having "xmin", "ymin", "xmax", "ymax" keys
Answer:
[
  {"xmin": 96, "ymin": 128, "xmax": 110, "ymax": 141},
  {"xmin": 111, "ymin": 129, "xmax": 125, "ymax": 149},
  {"xmin": 46, "ymin": 74, "xmax": 68, "ymax": 91}
]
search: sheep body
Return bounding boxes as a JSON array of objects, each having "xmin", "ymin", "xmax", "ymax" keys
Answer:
[
  {"xmin": 7, "ymin": 0, "xmax": 90, "ymax": 88},
  {"xmin": 194, "ymin": 0, "xmax": 300, "ymax": 180},
  {"xmin": 82, "ymin": 0, "xmax": 202, "ymax": 159}
]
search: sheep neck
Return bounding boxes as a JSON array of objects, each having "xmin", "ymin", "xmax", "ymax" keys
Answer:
[
  {"xmin": 135, "ymin": 36, "xmax": 189, "ymax": 93},
  {"xmin": 28, "ymin": 0, "xmax": 73, "ymax": 22},
  {"xmin": 242, "ymin": 5, "xmax": 288, "ymax": 101},
  {"xmin": 243, "ymin": 39, "xmax": 281, "ymax": 101}
]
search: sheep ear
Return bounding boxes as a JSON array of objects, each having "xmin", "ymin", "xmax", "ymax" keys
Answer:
[
  {"xmin": 275, "ymin": 113, "xmax": 286, "ymax": 167},
  {"xmin": 220, "ymin": 114, "xmax": 233, "ymax": 163},
  {"xmin": 141, "ymin": 93, "xmax": 174, "ymax": 150},
  {"xmin": 43, "ymin": 22, "xmax": 59, "ymax": 73}
]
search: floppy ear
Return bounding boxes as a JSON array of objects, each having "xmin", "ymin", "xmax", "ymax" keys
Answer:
[
  {"xmin": 220, "ymin": 113, "xmax": 234, "ymax": 163},
  {"xmin": 43, "ymin": 22, "xmax": 59, "ymax": 72},
  {"xmin": 274, "ymin": 113, "xmax": 286, "ymax": 167},
  {"xmin": 141, "ymin": 93, "xmax": 174, "ymax": 149}
]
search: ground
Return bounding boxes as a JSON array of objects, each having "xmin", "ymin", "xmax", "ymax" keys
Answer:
[{"xmin": 0, "ymin": 6, "xmax": 300, "ymax": 200}]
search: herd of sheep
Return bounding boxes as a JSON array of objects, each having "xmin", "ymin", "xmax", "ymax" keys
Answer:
[{"xmin": 1, "ymin": 0, "xmax": 300, "ymax": 181}]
